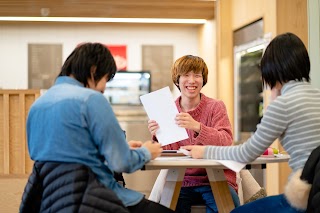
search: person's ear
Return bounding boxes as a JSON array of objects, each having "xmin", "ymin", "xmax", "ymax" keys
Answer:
[
  {"xmin": 90, "ymin": 66, "xmax": 97, "ymax": 80},
  {"xmin": 175, "ymin": 82, "xmax": 180, "ymax": 91},
  {"xmin": 87, "ymin": 66, "xmax": 97, "ymax": 88},
  {"xmin": 175, "ymin": 77, "xmax": 179, "ymax": 87}
]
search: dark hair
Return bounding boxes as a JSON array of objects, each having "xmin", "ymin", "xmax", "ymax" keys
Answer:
[
  {"xmin": 171, "ymin": 55, "xmax": 208, "ymax": 90},
  {"xmin": 260, "ymin": 32, "xmax": 310, "ymax": 89},
  {"xmin": 58, "ymin": 43, "xmax": 117, "ymax": 87}
]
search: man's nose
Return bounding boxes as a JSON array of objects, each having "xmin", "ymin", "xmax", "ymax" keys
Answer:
[{"xmin": 188, "ymin": 75, "xmax": 195, "ymax": 82}]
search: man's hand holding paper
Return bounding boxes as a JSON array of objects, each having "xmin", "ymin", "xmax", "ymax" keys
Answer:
[{"xmin": 175, "ymin": 112, "xmax": 201, "ymax": 133}]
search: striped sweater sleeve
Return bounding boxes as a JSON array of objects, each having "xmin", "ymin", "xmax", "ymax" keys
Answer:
[{"xmin": 205, "ymin": 99, "xmax": 288, "ymax": 163}]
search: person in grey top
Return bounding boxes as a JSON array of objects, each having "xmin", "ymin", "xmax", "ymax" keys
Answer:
[{"xmin": 183, "ymin": 32, "xmax": 320, "ymax": 213}]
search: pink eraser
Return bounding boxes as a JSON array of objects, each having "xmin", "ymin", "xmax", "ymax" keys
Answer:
[{"xmin": 262, "ymin": 147, "xmax": 273, "ymax": 155}]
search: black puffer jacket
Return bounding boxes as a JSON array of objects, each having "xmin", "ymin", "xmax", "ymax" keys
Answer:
[
  {"xmin": 285, "ymin": 145, "xmax": 320, "ymax": 213},
  {"xmin": 19, "ymin": 162, "xmax": 130, "ymax": 213},
  {"xmin": 301, "ymin": 146, "xmax": 320, "ymax": 213}
]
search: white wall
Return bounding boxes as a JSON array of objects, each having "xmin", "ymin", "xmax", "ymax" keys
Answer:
[
  {"xmin": 308, "ymin": 0, "xmax": 320, "ymax": 89},
  {"xmin": 199, "ymin": 19, "xmax": 217, "ymax": 98},
  {"xmin": 0, "ymin": 24, "xmax": 200, "ymax": 89}
]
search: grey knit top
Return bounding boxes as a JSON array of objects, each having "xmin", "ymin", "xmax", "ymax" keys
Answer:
[{"xmin": 205, "ymin": 80, "xmax": 320, "ymax": 176}]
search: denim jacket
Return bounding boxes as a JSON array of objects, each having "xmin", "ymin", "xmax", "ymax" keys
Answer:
[{"xmin": 27, "ymin": 76, "xmax": 151, "ymax": 206}]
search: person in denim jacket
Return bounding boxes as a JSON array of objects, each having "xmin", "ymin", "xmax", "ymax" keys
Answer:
[{"xmin": 27, "ymin": 43, "xmax": 175, "ymax": 213}]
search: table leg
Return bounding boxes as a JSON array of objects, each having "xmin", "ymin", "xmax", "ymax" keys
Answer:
[
  {"xmin": 206, "ymin": 168, "xmax": 235, "ymax": 213},
  {"xmin": 159, "ymin": 168, "xmax": 185, "ymax": 210},
  {"xmin": 250, "ymin": 164, "xmax": 265, "ymax": 187}
]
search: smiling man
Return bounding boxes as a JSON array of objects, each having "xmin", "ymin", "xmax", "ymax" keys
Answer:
[{"xmin": 147, "ymin": 55, "xmax": 240, "ymax": 213}]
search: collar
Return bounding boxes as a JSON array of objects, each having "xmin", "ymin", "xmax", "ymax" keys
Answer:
[
  {"xmin": 176, "ymin": 93, "xmax": 207, "ymax": 117},
  {"xmin": 55, "ymin": 76, "xmax": 84, "ymax": 87},
  {"xmin": 281, "ymin": 80, "xmax": 310, "ymax": 95}
]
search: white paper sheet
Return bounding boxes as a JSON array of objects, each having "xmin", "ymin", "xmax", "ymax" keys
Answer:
[
  {"xmin": 215, "ymin": 160, "xmax": 246, "ymax": 173},
  {"xmin": 153, "ymin": 157, "xmax": 246, "ymax": 172},
  {"xmin": 140, "ymin": 86, "xmax": 188, "ymax": 146},
  {"xmin": 155, "ymin": 156, "xmax": 193, "ymax": 161}
]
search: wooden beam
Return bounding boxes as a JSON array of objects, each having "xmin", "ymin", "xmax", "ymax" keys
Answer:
[
  {"xmin": 3, "ymin": 94, "xmax": 10, "ymax": 174},
  {"xmin": 0, "ymin": 0, "xmax": 215, "ymax": 19}
]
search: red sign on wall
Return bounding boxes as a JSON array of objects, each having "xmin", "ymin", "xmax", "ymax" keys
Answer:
[{"xmin": 105, "ymin": 45, "xmax": 127, "ymax": 71}]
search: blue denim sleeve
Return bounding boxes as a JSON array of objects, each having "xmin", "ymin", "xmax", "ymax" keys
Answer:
[{"xmin": 83, "ymin": 93, "xmax": 151, "ymax": 173}]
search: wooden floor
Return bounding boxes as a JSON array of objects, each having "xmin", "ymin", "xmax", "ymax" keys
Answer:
[{"xmin": 0, "ymin": 175, "xmax": 28, "ymax": 213}]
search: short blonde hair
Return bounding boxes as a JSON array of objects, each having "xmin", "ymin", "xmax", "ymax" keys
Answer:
[{"xmin": 171, "ymin": 55, "xmax": 208, "ymax": 89}]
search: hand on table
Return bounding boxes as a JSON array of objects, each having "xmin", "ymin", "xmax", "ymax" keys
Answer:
[
  {"xmin": 143, "ymin": 141, "xmax": 163, "ymax": 160},
  {"xmin": 182, "ymin": 145, "xmax": 206, "ymax": 159}
]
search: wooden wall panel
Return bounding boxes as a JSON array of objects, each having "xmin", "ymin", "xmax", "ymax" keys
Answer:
[
  {"xmin": 0, "ymin": 0, "xmax": 215, "ymax": 20},
  {"xmin": 216, "ymin": 0, "xmax": 233, "ymax": 126},
  {"xmin": 24, "ymin": 94, "xmax": 39, "ymax": 173},
  {"xmin": 232, "ymin": 0, "xmax": 277, "ymax": 33},
  {"xmin": 276, "ymin": 0, "xmax": 308, "ymax": 50},
  {"xmin": 9, "ymin": 94, "xmax": 23, "ymax": 174},
  {"xmin": 0, "ymin": 90, "xmax": 40, "ymax": 175},
  {"xmin": 0, "ymin": 95, "xmax": 2, "ymax": 174},
  {"xmin": 0, "ymin": 94, "xmax": 10, "ymax": 174}
]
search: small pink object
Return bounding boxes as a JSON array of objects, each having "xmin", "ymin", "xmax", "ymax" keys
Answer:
[{"xmin": 263, "ymin": 147, "xmax": 274, "ymax": 155}]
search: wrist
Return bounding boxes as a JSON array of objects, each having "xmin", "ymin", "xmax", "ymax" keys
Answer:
[{"xmin": 195, "ymin": 122, "xmax": 201, "ymax": 133}]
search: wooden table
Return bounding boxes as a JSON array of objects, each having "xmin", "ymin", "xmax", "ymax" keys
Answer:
[{"xmin": 145, "ymin": 155, "xmax": 290, "ymax": 213}]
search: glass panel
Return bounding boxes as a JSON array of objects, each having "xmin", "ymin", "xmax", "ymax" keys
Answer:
[
  {"xmin": 239, "ymin": 49, "xmax": 263, "ymax": 133},
  {"xmin": 104, "ymin": 71, "xmax": 151, "ymax": 105},
  {"xmin": 234, "ymin": 37, "xmax": 270, "ymax": 142}
]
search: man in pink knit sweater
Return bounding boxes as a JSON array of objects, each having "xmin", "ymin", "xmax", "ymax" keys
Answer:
[{"xmin": 148, "ymin": 55, "xmax": 240, "ymax": 212}]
